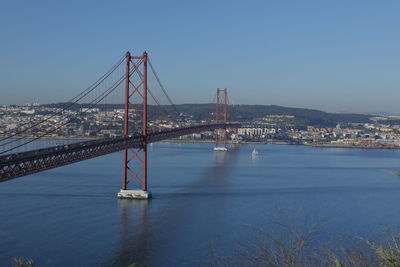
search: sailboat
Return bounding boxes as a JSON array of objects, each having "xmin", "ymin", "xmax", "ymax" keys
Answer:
[{"xmin": 252, "ymin": 148, "xmax": 259, "ymax": 157}]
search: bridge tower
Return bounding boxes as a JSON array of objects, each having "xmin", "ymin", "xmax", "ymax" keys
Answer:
[
  {"xmin": 214, "ymin": 88, "xmax": 228, "ymax": 151},
  {"xmin": 118, "ymin": 51, "xmax": 151, "ymax": 199}
]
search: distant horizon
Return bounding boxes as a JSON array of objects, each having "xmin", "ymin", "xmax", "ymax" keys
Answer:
[{"xmin": 3, "ymin": 101, "xmax": 399, "ymax": 117}]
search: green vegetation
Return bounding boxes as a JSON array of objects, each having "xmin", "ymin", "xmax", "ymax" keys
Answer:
[
  {"xmin": 204, "ymin": 226, "xmax": 400, "ymax": 267},
  {"xmin": 386, "ymin": 170, "xmax": 400, "ymax": 178},
  {"xmin": 10, "ymin": 226, "xmax": 400, "ymax": 266},
  {"xmin": 12, "ymin": 257, "xmax": 34, "ymax": 267}
]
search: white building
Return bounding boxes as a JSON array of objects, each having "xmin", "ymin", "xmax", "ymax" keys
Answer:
[{"xmin": 238, "ymin": 126, "xmax": 276, "ymax": 136}]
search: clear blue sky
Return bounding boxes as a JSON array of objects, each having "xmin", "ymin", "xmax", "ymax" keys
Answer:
[{"xmin": 1, "ymin": 0, "xmax": 400, "ymax": 114}]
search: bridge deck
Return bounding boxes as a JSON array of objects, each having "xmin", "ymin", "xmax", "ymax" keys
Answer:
[{"xmin": 0, "ymin": 123, "xmax": 240, "ymax": 182}]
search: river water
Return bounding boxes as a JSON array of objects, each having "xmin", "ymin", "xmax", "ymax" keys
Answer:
[{"xmin": 1, "ymin": 143, "xmax": 400, "ymax": 266}]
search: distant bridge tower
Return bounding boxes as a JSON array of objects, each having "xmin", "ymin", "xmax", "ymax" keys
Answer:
[
  {"xmin": 214, "ymin": 88, "xmax": 228, "ymax": 151},
  {"xmin": 118, "ymin": 51, "xmax": 151, "ymax": 199}
]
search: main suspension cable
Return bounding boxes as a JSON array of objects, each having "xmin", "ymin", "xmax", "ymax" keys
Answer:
[
  {"xmin": 0, "ymin": 66, "xmax": 129, "ymax": 155},
  {"xmin": 0, "ymin": 55, "xmax": 125, "ymax": 143},
  {"xmin": 148, "ymin": 58, "xmax": 179, "ymax": 114}
]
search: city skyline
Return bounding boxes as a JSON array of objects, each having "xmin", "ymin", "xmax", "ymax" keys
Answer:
[{"xmin": 1, "ymin": 1, "xmax": 400, "ymax": 114}]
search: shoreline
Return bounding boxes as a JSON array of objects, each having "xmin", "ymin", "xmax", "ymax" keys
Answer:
[
  {"xmin": 159, "ymin": 139, "xmax": 291, "ymax": 145},
  {"xmin": 306, "ymin": 143, "xmax": 400, "ymax": 150},
  {"xmin": 2, "ymin": 135, "xmax": 399, "ymax": 150},
  {"xmin": 161, "ymin": 139, "xmax": 400, "ymax": 150}
]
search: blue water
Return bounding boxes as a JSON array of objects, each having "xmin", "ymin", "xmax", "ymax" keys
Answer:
[{"xmin": 1, "ymin": 143, "xmax": 400, "ymax": 266}]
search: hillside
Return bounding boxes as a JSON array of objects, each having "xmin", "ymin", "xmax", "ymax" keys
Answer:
[
  {"xmin": 153, "ymin": 104, "xmax": 372, "ymax": 127},
  {"xmin": 43, "ymin": 103, "xmax": 372, "ymax": 127}
]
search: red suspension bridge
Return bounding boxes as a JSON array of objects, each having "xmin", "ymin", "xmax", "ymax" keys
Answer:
[{"xmin": 0, "ymin": 51, "xmax": 240, "ymax": 199}]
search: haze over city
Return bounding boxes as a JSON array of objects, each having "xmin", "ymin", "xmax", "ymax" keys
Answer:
[{"xmin": 1, "ymin": 0, "xmax": 400, "ymax": 114}]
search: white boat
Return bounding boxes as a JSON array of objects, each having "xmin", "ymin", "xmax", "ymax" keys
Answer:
[
  {"xmin": 213, "ymin": 147, "xmax": 228, "ymax": 152},
  {"xmin": 252, "ymin": 148, "xmax": 259, "ymax": 156}
]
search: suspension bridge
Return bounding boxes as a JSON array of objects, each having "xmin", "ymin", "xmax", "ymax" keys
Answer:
[{"xmin": 0, "ymin": 51, "xmax": 240, "ymax": 199}]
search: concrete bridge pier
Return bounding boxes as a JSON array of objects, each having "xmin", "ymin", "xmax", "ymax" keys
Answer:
[{"xmin": 117, "ymin": 189, "xmax": 151, "ymax": 199}]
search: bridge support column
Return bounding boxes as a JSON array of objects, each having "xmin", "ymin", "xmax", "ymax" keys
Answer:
[
  {"xmin": 118, "ymin": 51, "xmax": 151, "ymax": 199},
  {"xmin": 214, "ymin": 88, "xmax": 228, "ymax": 152}
]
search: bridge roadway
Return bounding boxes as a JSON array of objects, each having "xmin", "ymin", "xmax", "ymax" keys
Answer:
[{"xmin": 0, "ymin": 123, "xmax": 240, "ymax": 182}]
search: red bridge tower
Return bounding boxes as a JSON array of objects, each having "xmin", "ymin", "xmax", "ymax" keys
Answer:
[
  {"xmin": 214, "ymin": 88, "xmax": 228, "ymax": 151},
  {"xmin": 118, "ymin": 51, "xmax": 151, "ymax": 199}
]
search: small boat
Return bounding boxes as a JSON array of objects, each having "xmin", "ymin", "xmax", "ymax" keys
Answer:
[
  {"xmin": 214, "ymin": 147, "xmax": 228, "ymax": 152},
  {"xmin": 252, "ymin": 148, "xmax": 259, "ymax": 156}
]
